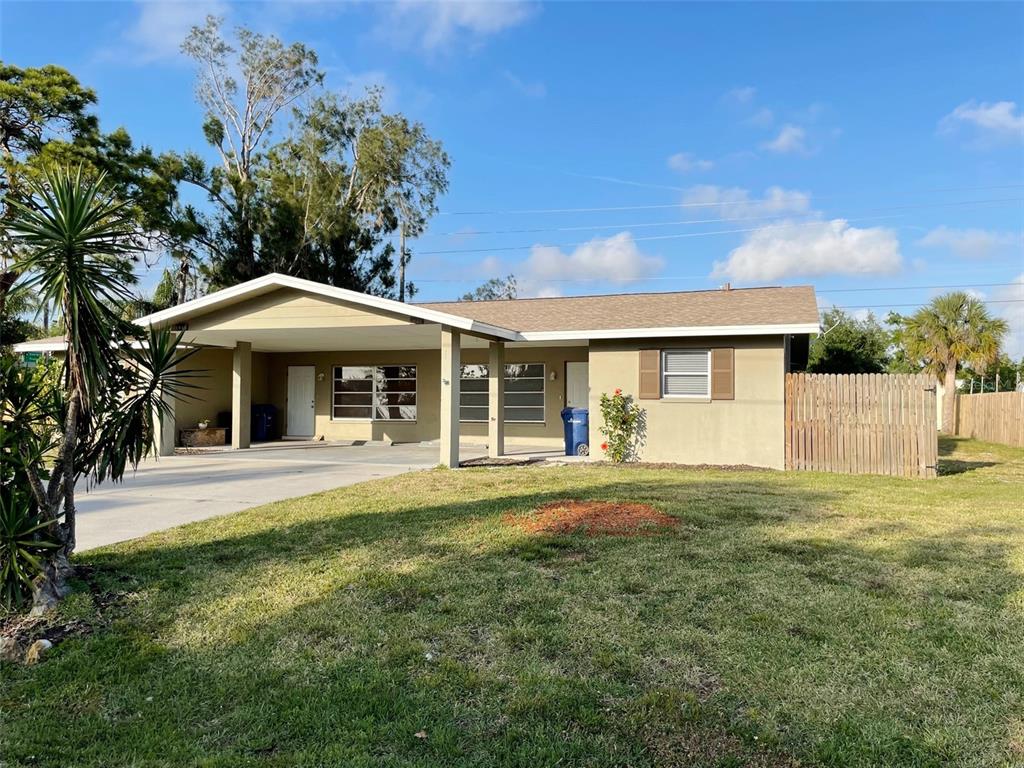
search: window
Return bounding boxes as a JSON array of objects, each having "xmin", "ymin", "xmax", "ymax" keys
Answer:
[
  {"xmin": 459, "ymin": 363, "xmax": 545, "ymax": 423},
  {"xmin": 333, "ymin": 365, "xmax": 416, "ymax": 420},
  {"xmin": 662, "ymin": 350, "xmax": 710, "ymax": 398}
]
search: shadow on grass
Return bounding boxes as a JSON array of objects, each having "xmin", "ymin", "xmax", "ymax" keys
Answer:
[
  {"xmin": 937, "ymin": 436, "xmax": 1000, "ymax": 475},
  {"xmin": 4, "ymin": 469, "xmax": 1023, "ymax": 767}
]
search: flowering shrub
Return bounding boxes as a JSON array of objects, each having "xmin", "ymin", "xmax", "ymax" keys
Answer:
[{"xmin": 598, "ymin": 388, "xmax": 642, "ymax": 462}]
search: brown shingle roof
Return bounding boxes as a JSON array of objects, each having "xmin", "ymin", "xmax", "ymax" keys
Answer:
[{"xmin": 418, "ymin": 285, "xmax": 818, "ymax": 333}]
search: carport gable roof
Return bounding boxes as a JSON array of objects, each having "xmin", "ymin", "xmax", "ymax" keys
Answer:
[{"xmin": 135, "ymin": 273, "xmax": 521, "ymax": 340}]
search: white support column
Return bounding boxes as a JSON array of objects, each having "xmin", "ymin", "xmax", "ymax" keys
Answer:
[
  {"xmin": 232, "ymin": 341, "xmax": 252, "ymax": 450},
  {"xmin": 439, "ymin": 327, "xmax": 461, "ymax": 468},
  {"xmin": 153, "ymin": 364, "xmax": 176, "ymax": 457},
  {"xmin": 488, "ymin": 341, "xmax": 505, "ymax": 458}
]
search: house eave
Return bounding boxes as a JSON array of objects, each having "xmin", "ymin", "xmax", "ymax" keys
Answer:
[{"xmin": 518, "ymin": 322, "xmax": 822, "ymax": 342}]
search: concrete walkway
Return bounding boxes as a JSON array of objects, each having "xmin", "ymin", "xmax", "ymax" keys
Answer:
[{"xmin": 73, "ymin": 442, "xmax": 559, "ymax": 551}]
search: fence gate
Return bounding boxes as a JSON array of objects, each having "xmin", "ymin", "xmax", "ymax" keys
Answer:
[{"xmin": 785, "ymin": 373, "xmax": 938, "ymax": 478}]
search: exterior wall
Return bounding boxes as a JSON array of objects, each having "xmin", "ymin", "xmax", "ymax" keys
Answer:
[
  {"xmin": 266, "ymin": 349, "xmax": 441, "ymax": 443},
  {"xmin": 459, "ymin": 346, "xmax": 589, "ymax": 447},
  {"xmin": 588, "ymin": 336, "xmax": 786, "ymax": 469},
  {"xmin": 175, "ymin": 348, "xmax": 269, "ymax": 440},
  {"xmin": 187, "ymin": 288, "xmax": 411, "ymax": 332},
  {"xmin": 259, "ymin": 345, "xmax": 588, "ymax": 447}
]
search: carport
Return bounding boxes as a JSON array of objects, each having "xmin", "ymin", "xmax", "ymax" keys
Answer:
[{"xmin": 138, "ymin": 274, "xmax": 530, "ymax": 468}]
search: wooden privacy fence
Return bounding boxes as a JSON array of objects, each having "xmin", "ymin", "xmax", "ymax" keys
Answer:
[
  {"xmin": 785, "ymin": 373, "xmax": 938, "ymax": 478},
  {"xmin": 954, "ymin": 391, "xmax": 1024, "ymax": 447}
]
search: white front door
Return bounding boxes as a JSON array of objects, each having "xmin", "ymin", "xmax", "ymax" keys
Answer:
[
  {"xmin": 566, "ymin": 362, "xmax": 589, "ymax": 409},
  {"xmin": 286, "ymin": 365, "xmax": 316, "ymax": 437}
]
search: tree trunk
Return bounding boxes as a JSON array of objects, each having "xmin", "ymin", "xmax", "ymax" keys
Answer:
[
  {"xmin": 176, "ymin": 259, "xmax": 189, "ymax": 305},
  {"xmin": 30, "ymin": 552, "xmax": 73, "ymax": 616},
  {"xmin": 942, "ymin": 362, "xmax": 958, "ymax": 435},
  {"xmin": 398, "ymin": 224, "xmax": 407, "ymax": 303}
]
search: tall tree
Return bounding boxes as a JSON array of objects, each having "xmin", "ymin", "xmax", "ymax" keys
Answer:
[
  {"xmin": 177, "ymin": 20, "xmax": 449, "ymax": 297},
  {"xmin": 900, "ymin": 292, "xmax": 1008, "ymax": 432},
  {"xmin": 807, "ymin": 308, "xmax": 890, "ymax": 373},
  {"xmin": 179, "ymin": 16, "xmax": 322, "ymax": 286},
  {"xmin": 6, "ymin": 167, "xmax": 197, "ymax": 610},
  {"xmin": 257, "ymin": 89, "xmax": 448, "ymax": 297},
  {"xmin": 460, "ymin": 275, "xmax": 518, "ymax": 301},
  {"xmin": 0, "ymin": 64, "xmax": 187, "ymax": 317}
]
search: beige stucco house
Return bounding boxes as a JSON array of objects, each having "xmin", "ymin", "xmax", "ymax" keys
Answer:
[{"xmin": 15, "ymin": 274, "xmax": 819, "ymax": 469}]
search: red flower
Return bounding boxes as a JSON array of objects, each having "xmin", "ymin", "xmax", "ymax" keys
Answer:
[
  {"xmin": 601, "ymin": 442, "xmax": 608, "ymax": 451},
  {"xmin": 614, "ymin": 388, "xmax": 622, "ymax": 396}
]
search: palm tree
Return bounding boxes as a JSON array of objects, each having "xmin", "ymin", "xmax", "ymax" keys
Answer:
[
  {"xmin": 902, "ymin": 292, "xmax": 1008, "ymax": 433},
  {"xmin": 6, "ymin": 166, "xmax": 198, "ymax": 611}
]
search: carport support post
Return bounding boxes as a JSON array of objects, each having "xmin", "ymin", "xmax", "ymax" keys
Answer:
[
  {"xmin": 232, "ymin": 341, "xmax": 252, "ymax": 450},
  {"xmin": 488, "ymin": 341, "xmax": 505, "ymax": 458},
  {"xmin": 153, "ymin": 364, "xmax": 176, "ymax": 457},
  {"xmin": 439, "ymin": 328, "xmax": 461, "ymax": 468}
]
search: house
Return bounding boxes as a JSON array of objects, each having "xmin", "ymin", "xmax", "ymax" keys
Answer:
[{"xmin": 13, "ymin": 274, "xmax": 819, "ymax": 468}]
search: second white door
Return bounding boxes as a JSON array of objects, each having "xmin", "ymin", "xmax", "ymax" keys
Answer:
[
  {"xmin": 565, "ymin": 362, "xmax": 589, "ymax": 409},
  {"xmin": 286, "ymin": 365, "xmax": 316, "ymax": 437}
]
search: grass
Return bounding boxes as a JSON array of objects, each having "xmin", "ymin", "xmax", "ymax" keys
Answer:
[{"xmin": 2, "ymin": 437, "xmax": 1023, "ymax": 767}]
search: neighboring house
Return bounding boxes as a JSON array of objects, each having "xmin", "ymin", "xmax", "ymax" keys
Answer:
[{"xmin": 14, "ymin": 274, "xmax": 819, "ymax": 469}]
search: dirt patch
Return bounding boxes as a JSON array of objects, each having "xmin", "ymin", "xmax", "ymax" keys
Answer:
[
  {"xmin": 0, "ymin": 565, "xmax": 130, "ymax": 664},
  {"xmin": 507, "ymin": 500, "xmax": 678, "ymax": 537},
  {"xmin": 459, "ymin": 456, "xmax": 544, "ymax": 468}
]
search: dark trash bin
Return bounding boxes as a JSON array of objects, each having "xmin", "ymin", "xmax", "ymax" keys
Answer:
[
  {"xmin": 251, "ymin": 404, "xmax": 277, "ymax": 443},
  {"xmin": 560, "ymin": 407, "xmax": 589, "ymax": 456}
]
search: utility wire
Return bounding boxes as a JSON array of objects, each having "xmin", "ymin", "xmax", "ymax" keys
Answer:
[
  {"xmin": 437, "ymin": 184, "xmax": 1024, "ymax": 216},
  {"xmin": 420, "ymin": 203, "xmax": 1023, "ymax": 256},
  {"xmin": 431, "ymin": 196, "xmax": 1023, "ymax": 237}
]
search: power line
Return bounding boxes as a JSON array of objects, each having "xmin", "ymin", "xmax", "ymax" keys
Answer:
[
  {"xmin": 438, "ymin": 185, "xmax": 1024, "ymax": 216},
  {"xmin": 835, "ymin": 299, "xmax": 1024, "ymax": 309},
  {"xmin": 420, "ymin": 202, "xmax": 1023, "ymax": 256},
  {"xmin": 430, "ymin": 196, "xmax": 1022, "ymax": 238}
]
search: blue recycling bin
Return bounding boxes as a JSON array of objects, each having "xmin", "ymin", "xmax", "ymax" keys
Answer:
[{"xmin": 560, "ymin": 407, "xmax": 590, "ymax": 456}]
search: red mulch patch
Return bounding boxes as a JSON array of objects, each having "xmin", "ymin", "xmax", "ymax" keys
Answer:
[{"xmin": 507, "ymin": 500, "xmax": 678, "ymax": 537}]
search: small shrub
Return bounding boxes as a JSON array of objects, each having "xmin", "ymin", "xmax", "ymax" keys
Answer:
[
  {"xmin": 1, "ymin": 490, "xmax": 58, "ymax": 611},
  {"xmin": 598, "ymin": 388, "xmax": 642, "ymax": 462}
]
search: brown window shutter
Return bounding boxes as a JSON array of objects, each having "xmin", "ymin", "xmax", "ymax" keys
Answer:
[
  {"xmin": 711, "ymin": 348, "xmax": 734, "ymax": 400},
  {"xmin": 639, "ymin": 349, "xmax": 661, "ymax": 399}
]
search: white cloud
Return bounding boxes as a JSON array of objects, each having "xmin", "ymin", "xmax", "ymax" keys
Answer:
[
  {"xmin": 521, "ymin": 232, "xmax": 663, "ymax": 296},
  {"xmin": 681, "ymin": 185, "xmax": 811, "ymax": 219},
  {"xmin": 502, "ymin": 70, "xmax": 546, "ymax": 99},
  {"xmin": 712, "ymin": 219, "xmax": 903, "ymax": 282},
  {"xmin": 383, "ymin": 1, "xmax": 535, "ymax": 52},
  {"xmin": 761, "ymin": 123, "xmax": 809, "ymax": 154},
  {"xmin": 722, "ymin": 86, "xmax": 756, "ymax": 105},
  {"xmin": 940, "ymin": 100, "xmax": 1024, "ymax": 144},
  {"xmin": 747, "ymin": 107, "xmax": 774, "ymax": 128},
  {"xmin": 667, "ymin": 152, "xmax": 713, "ymax": 173},
  {"xmin": 992, "ymin": 274, "xmax": 1024, "ymax": 359},
  {"xmin": 117, "ymin": 0, "xmax": 227, "ymax": 63},
  {"xmin": 917, "ymin": 226, "xmax": 1020, "ymax": 259}
]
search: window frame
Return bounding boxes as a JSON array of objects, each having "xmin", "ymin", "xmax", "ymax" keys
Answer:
[
  {"xmin": 458, "ymin": 362, "xmax": 546, "ymax": 424},
  {"xmin": 331, "ymin": 364, "xmax": 418, "ymax": 422},
  {"xmin": 661, "ymin": 349, "xmax": 712, "ymax": 400}
]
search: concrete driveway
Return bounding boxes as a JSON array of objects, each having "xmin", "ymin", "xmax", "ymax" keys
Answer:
[{"xmin": 74, "ymin": 442, "xmax": 477, "ymax": 551}]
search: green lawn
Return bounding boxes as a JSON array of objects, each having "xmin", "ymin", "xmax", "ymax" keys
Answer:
[{"xmin": 2, "ymin": 438, "xmax": 1023, "ymax": 767}]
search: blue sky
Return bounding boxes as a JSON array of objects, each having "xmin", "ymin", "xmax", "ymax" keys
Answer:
[{"xmin": 3, "ymin": 1, "xmax": 1023, "ymax": 352}]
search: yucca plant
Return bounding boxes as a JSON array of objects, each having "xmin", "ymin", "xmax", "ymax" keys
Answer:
[
  {"xmin": 0, "ymin": 492, "xmax": 58, "ymax": 610},
  {"xmin": 6, "ymin": 166, "xmax": 199, "ymax": 612}
]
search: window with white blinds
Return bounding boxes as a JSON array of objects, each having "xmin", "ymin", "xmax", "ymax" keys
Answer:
[
  {"xmin": 333, "ymin": 365, "xmax": 417, "ymax": 420},
  {"xmin": 459, "ymin": 363, "xmax": 545, "ymax": 422},
  {"xmin": 662, "ymin": 350, "xmax": 711, "ymax": 398}
]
